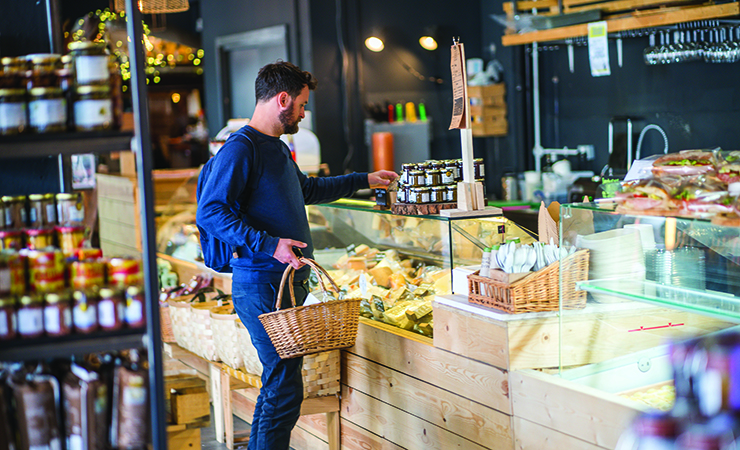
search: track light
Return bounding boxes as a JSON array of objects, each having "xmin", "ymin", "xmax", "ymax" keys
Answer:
[{"xmin": 419, "ymin": 35, "xmax": 437, "ymax": 51}]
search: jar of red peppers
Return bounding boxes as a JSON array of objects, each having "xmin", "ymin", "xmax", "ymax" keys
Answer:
[
  {"xmin": 98, "ymin": 287, "xmax": 124, "ymax": 331},
  {"xmin": 125, "ymin": 286, "xmax": 145, "ymax": 328},
  {"xmin": 17, "ymin": 294, "xmax": 44, "ymax": 338},
  {"xmin": 26, "ymin": 248, "xmax": 65, "ymax": 294},
  {"xmin": 72, "ymin": 289, "xmax": 98, "ymax": 334},
  {"xmin": 44, "ymin": 291, "xmax": 72, "ymax": 337},
  {"xmin": 0, "ymin": 297, "xmax": 16, "ymax": 340}
]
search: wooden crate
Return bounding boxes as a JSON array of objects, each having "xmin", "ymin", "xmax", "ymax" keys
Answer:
[
  {"xmin": 468, "ymin": 84, "xmax": 508, "ymax": 137},
  {"xmin": 167, "ymin": 425, "xmax": 201, "ymax": 450},
  {"xmin": 165, "ymin": 375, "xmax": 211, "ymax": 425}
]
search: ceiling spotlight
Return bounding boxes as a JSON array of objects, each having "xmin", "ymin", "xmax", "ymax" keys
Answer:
[
  {"xmin": 365, "ymin": 36, "xmax": 384, "ymax": 52},
  {"xmin": 419, "ymin": 35, "xmax": 438, "ymax": 51}
]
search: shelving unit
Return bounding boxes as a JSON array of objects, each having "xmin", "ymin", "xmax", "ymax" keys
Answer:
[{"xmin": 1, "ymin": 0, "xmax": 166, "ymax": 449}]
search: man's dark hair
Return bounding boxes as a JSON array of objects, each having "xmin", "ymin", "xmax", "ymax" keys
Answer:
[{"xmin": 255, "ymin": 60, "xmax": 318, "ymax": 102}]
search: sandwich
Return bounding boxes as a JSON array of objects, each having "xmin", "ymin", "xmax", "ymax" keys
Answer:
[
  {"xmin": 615, "ymin": 179, "xmax": 676, "ymax": 211},
  {"xmin": 651, "ymin": 150, "xmax": 717, "ymax": 177},
  {"xmin": 674, "ymin": 179, "xmax": 734, "ymax": 215},
  {"xmin": 716, "ymin": 151, "xmax": 740, "ymax": 185}
]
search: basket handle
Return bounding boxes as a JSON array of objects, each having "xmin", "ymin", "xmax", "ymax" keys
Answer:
[{"xmin": 275, "ymin": 257, "xmax": 340, "ymax": 311}]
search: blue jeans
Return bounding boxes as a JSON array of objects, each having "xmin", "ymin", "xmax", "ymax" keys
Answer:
[{"xmin": 231, "ymin": 280, "xmax": 308, "ymax": 450}]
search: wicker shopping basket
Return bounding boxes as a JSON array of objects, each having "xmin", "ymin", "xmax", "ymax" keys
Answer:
[
  {"xmin": 259, "ymin": 257, "xmax": 361, "ymax": 360},
  {"xmin": 190, "ymin": 296, "xmax": 231, "ymax": 361},
  {"xmin": 468, "ymin": 248, "xmax": 590, "ymax": 314},
  {"xmin": 211, "ymin": 305, "xmax": 244, "ymax": 370}
]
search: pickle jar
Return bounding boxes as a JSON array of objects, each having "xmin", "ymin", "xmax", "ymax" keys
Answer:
[
  {"xmin": 28, "ymin": 87, "xmax": 67, "ymax": 133},
  {"xmin": 3, "ymin": 195, "xmax": 27, "ymax": 229},
  {"xmin": 446, "ymin": 185, "xmax": 457, "ymax": 202},
  {"xmin": 0, "ymin": 230, "xmax": 23, "ymax": 251},
  {"xmin": 0, "ymin": 88, "xmax": 27, "ymax": 135},
  {"xmin": 17, "ymin": 294, "xmax": 44, "ymax": 338},
  {"xmin": 56, "ymin": 193, "xmax": 85, "ymax": 225},
  {"xmin": 0, "ymin": 297, "xmax": 16, "ymax": 340},
  {"xmin": 98, "ymin": 287, "xmax": 124, "ymax": 331},
  {"xmin": 431, "ymin": 186, "xmax": 446, "ymax": 203},
  {"xmin": 125, "ymin": 286, "xmax": 146, "ymax": 328},
  {"xmin": 56, "ymin": 225, "xmax": 86, "ymax": 257},
  {"xmin": 44, "ymin": 291, "xmax": 72, "ymax": 337},
  {"xmin": 24, "ymin": 228, "xmax": 55, "ymax": 250},
  {"xmin": 25, "ymin": 53, "xmax": 62, "ymax": 90},
  {"xmin": 73, "ymin": 289, "xmax": 99, "ymax": 334},
  {"xmin": 0, "ymin": 57, "xmax": 27, "ymax": 89},
  {"xmin": 74, "ymin": 85, "xmax": 112, "ymax": 132},
  {"xmin": 28, "ymin": 193, "xmax": 55, "ymax": 228},
  {"xmin": 68, "ymin": 41, "xmax": 110, "ymax": 86}
]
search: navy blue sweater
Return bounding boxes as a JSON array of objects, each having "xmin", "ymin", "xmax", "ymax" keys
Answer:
[{"xmin": 196, "ymin": 125, "xmax": 369, "ymax": 284}]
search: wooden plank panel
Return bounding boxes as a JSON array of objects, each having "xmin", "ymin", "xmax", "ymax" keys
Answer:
[
  {"xmin": 510, "ymin": 370, "xmax": 641, "ymax": 448},
  {"xmin": 99, "ymin": 219, "xmax": 139, "ymax": 248},
  {"xmin": 343, "ymin": 352, "xmax": 513, "ymax": 449},
  {"xmin": 100, "ymin": 239, "xmax": 140, "ymax": 258},
  {"xmin": 339, "ymin": 419, "xmax": 406, "ymax": 450},
  {"xmin": 513, "ymin": 416, "xmax": 609, "ymax": 450},
  {"xmin": 502, "ymin": 2, "xmax": 740, "ymax": 46},
  {"xmin": 433, "ymin": 303, "xmax": 510, "ymax": 370},
  {"xmin": 98, "ymin": 198, "xmax": 137, "ymax": 226},
  {"xmin": 340, "ymin": 385, "xmax": 496, "ymax": 450},
  {"xmin": 349, "ymin": 321, "xmax": 511, "ymax": 414}
]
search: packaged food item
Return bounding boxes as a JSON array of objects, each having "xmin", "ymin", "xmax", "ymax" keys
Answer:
[
  {"xmin": 3, "ymin": 195, "xmax": 27, "ymax": 229},
  {"xmin": 28, "ymin": 193, "xmax": 56, "ymax": 228},
  {"xmin": 63, "ymin": 364, "xmax": 108, "ymax": 450},
  {"xmin": 17, "ymin": 294, "xmax": 44, "ymax": 338},
  {"xmin": 68, "ymin": 41, "xmax": 110, "ymax": 86},
  {"xmin": 0, "ymin": 56, "xmax": 28, "ymax": 89},
  {"xmin": 0, "ymin": 88, "xmax": 27, "ymax": 135},
  {"xmin": 1, "ymin": 250, "xmax": 26, "ymax": 295},
  {"xmin": 26, "ymin": 248, "xmax": 65, "ymax": 294},
  {"xmin": 56, "ymin": 225, "xmax": 86, "ymax": 257},
  {"xmin": 0, "ymin": 230, "xmax": 23, "ymax": 251},
  {"xmin": 44, "ymin": 291, "xmax": 72, "ymax": 337},
  {"xmin": 106, "ymin": 257, "xmax": 143, "ymax": 288},
  {"xmin": 28, "ymin": 87, "xmax": 67, "ymax": 134},
  {"xmin": 70, "ymin": 260, "xmax": 105, "ymax": 289},
  {"xmin": 11, "ymin": 372, "xmax": 63, "ymax": 450},
  {"xmin": 55, "ymin": 193, "xmax": 85, "ymax": 226},
  {"xmin": 98, "ymin": 287, "xmax": 124, "ymax": 331},
  {"xmin": 111, "ymin": 354, "xmax": 148, "ymax": 450},
  {"xmin": 26, "ymin": 54, "xmax": 62, "ymax": 90},
  {"xmin": 74, "ymin": 86, "xmax": 112, "ymax": 132},
  {"xmin": 25, "ymin": 228, "xmax": 55, "ymax": 250},
  {"xmin": 73, "ymin": 289, "xmax": 99, "ymax": 334},
  {"xmin": 124, "ymin": 286, "xmax": 145, "ymax": 328},
  {"xmin": 0, "ymin": 296, "xmax": 16, "ymax": 340}
]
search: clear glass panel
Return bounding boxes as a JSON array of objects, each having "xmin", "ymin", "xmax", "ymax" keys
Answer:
[{"xmin": 558, "ymin": 202, "xmax": 740, "ymax": 409}]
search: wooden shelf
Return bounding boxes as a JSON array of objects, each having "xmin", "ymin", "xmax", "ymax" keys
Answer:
[
  {"xmin": 502, "ymin": 2, "xmax": 740, "ymax": 46},
  {"xmin": 0, "ymin": 130, "xmax": 133, "ymax": 159}
]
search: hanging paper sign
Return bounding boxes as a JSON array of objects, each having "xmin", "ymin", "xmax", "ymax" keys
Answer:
[
  {"xmin": 588, "ymin": 21, "xmax": 611, "ymax": 77},
  {"xmin": 449, "ymin": 42, "xmax": 467, "ymax": 130}
]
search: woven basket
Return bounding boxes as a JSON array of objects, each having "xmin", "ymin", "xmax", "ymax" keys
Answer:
[
  {"xmin": 468, "ymin": 249, "xmax": 590, "ymax": 313},
  {"xmin": 236, "ymin": 320, "xmax": 263, "ymax": 376},
  {"xmin": 302, "ymin": 350, "xmax": 340, "ymax": 399},
  {"xmin": 258, "ymin": 258, "xmax": 361, "ymax": 360},
  {"xmin": 168, "ymin": 296, "xmax": 196, "ymax": 352},
  {"xmin": 210, "ymin": 305, "xmax": 243, "ymax": 370},
  {"xmin": 190, "ymin": 299, "xmax": 230, "ymax": 361},
  {"xmin": 159, "ymin": 302, "xmax": 176, "ymax": 343}
]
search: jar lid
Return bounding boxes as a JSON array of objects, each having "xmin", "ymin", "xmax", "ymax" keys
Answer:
[
  {"xmin": 27, "ymin": 53, "xmax": 61, "ymax": 65},
  {"xmin": 1, "ymin": 195, "xmax": 25, "ymax": 202},
  {"xmin": 19, "ymin": 294, "xmax": 42, "ymax": 306},
  {"xmin": 68, "ymin": 40, "xmax": 106, "ymax": 51},
  {"xmin": 43, "ymin": 193, "xmax": 55, "ymax": 200},
  {"xmin": 28, "ymin": 194, "xmax": 45, "ymax": 201},
  {"xmin": 0, "ymin": 230, "xmax": 22, "ymax": 238},
  {"xmin": 61, "ymin": 54, "xmax": 73, "ymax": 64},
  {"xmin": 126, "ymin": 286, "xmax": 141, "ymax": 297},
  {"xmin": 73, "ymin": 289, "xmax": 98, "ymax": 302},
  {"xmin": 432, "ymin": 186, "xmax": 446, "ymax": 191},
  {"xmin": 45, "ymin": 292, "xmax": 63, "ymax": 304},
  {"xmin": 25, "ymin": 228, "xmax": 54, "ymax": 236},
  {"xmin": 76, "ymin": 85, "xmax": 110, "ymax": 95},
  {"xmin": 56, "ymin": 225, "xmax": 85, "ymax": 233},
  {"xmin": 474, "ymin": 158, "xmax": 484, "ymax": 162},
  {"xmin": 56, "ymin": 193, "xmax": 76, "ymax": 200},
  {"xmin": 0, "ymin": 297, "xmax": 15, "ymax": 308},
  {"xmin": 99, "ymin": 288, "xmax": 114, "ymax": 298},
  {"xmin": 0, "ymin": 89, "xmax": 26, "ymax": 96},
  {"xmin": 0, "ymin": 56, "xmax": 25, "ymax": 66},
  {"xmin": 29, "ymin": 87, "xmax": 63, "ymax": 96}
]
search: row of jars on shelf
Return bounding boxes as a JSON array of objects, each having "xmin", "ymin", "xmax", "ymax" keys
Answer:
[
  {"xmin": 0, "ymin": 41, "xmax": 123, "ymax": 135},
  {"xmin": 1, "ymin": 192, "xmax": 85, "ymax": 230},
  {"xmin": 400, "ymin": 158, "xmax": 486, "ymax": 187}
]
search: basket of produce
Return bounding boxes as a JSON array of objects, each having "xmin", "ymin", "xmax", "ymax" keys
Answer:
[
  {"xmin": 468, "ymin": 242, "xmax": 589, "ymax": 314},
  {"xmin": 259, "ymin": 257, "xmax": 361, "ymax": 359},
  {"xmin": 210, "ymin": 304, "xmax": 243, "ymax": 370}
]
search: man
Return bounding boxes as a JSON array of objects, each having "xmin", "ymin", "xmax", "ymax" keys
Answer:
[{"xmin": 196, "ymin": 60, "xmax": 396, "ymax": 450}]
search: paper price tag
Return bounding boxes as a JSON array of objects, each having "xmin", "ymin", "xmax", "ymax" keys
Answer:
[{"xmin": 588, "ymin": 21, "xmax": 611, "ymax": 77}]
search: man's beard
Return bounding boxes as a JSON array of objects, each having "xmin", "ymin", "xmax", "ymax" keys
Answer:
[{"xmin": 279, "ymin": 108, "xmax": 300, "ymax": 135}]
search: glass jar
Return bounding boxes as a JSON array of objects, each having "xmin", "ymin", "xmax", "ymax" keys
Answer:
[
  {"xmin": 446, "ymin": 185, "xmax": 457, "ymax": 202},
  {"xmin": 408, "ymin": 170, "xmax": 425, "ymax": 187},
  {"xmin": 68, "ymin": 41, "xmax": 110, "ymax": 86},
  {"xmin": 109, "ymin": 55, "xmax": 123, "ymax": 130},
  {"xmin": 445, "ymin": 160, "xmax": 459, "ymax": 182},
  {"xmin": 107, "ymin": 257, "xmax": 143, "ymax": 288},
  {"xmin": 56, "ymin": 68, "xmax": 73, "ymax": 131},
  {"xmin": 429, "ymin": 160, "xmax": 445, "ymax": 171},
  {"xmin": 3, "ymin": 251, "xmax": 25, "ymax": 296},
  {"xmin": 418, "ymin": 187, "xmax": 431, "ymax": 203},
  {"xmin": 425, "ymin": 169, "xmax": 442, "ymax": 187},
  {"xmin": 28, "ymin": 87, "xmax": 66, "ymax": 133},
  {"xmin": 73, "ymin": 289, "xmax": 99, "ymax": 334},
  {"xmin": 474, "ymin": 158, "xmax": 485, "ymax": 179},
  {"xmin": 400, "ymin": 163, "xmax": 415, "ymax": 185},
  {"xmin": 70, "ymin": 259, "xmax": 105, "ymax": 289},
  {"xmin": 27, "ymin": 248, "xmax": 65, "ymax": 294},
  {"xmin": 455, "ymin": 159, "xmax": 463, "ymax": 181},
  {"xmin": 24, "ymin": 228, "xmax": 55, "ymax": 250},
  {"xmin": 0, "ymin": 230, "xmax": 23, "ymax": 250},
  {"xmin": 0, "ymin": 297, "xmax": 16, "ymax": 340},
  {"xmin": 3, "ymin": 195, "xmax": 26, "ymax": 229},
  {"xmin": 74, "ymin": 85, "xmax": 112, "ymax": 132},
  {"xmin": 44, "ymin": 291, "xmax": 72, "ymax": 337},
  {"xmin": 28, "ymin": 193, "xmax": 56, "ymax": 228},
  {"xmin": 56, "ymin": 193, "xmax": 85, "ymax": 225},
  {"xmin": 17, "ymin": 294, "xmax": 44, "ymax": 338},
  {"xmin": 56, "ymin": 225, "xmax": 86, "ymax": 257},
  {"xmin": 431, "ymin": 186, "xmax": 446, "ymax": 203},
  {"xmin": 0, "ymin": 57, "xmax": 27, "ymax": 89},
  {"xmin": 125, "ymin": 286, "xmax": 146, "ymax": 328},
  {"xmin": 408, "ymin": 187, "xmax": 421, "ymax": 204},
  {"xmin": 25, "ymin": 54, "xmax": 62, "ymax": 90},
  {"xmin": 0, "ymin": 88, "xmax": 27, "ymax": 135},
  {"xmin": 98, "ymin": 287, "xmax": 124, "ymax": 331},
  {"xmin": 441, "ymin": 168, "xmax": 456, "ymax": 185},
  {"xmin": 397, "ymin": 184, "xmax": 407, "ymax": 203}
]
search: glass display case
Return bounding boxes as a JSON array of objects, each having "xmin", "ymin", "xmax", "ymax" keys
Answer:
[{"xmin": 557, "ymin": 201, "xmax": 740, "ymax": 411}]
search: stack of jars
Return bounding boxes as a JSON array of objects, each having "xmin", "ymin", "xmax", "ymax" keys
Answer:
[
  {"xmin": 0, "ymin": 251, "xmax": 146, "ymax": 341},
  {"xmin": 397, "ymin": 158, "xmax": 486, "ymax": 205},
  {"xmin": 0, "ymin": 41, "xmax": 121, "ymax": 136},
  {"xmin": 0, "ymin": 192, "xmax": 86, "ymax": 256}
]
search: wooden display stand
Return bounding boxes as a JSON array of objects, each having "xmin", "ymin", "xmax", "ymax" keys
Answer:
[{"xmin": 390, "ymin": 201, "xmax": 457, "ymax": 215}]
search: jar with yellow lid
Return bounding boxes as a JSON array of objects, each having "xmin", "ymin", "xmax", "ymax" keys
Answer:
[
  {"xmin": 98, "ymin": 287, "xmax": 125, "ymax": 331},
  {"xmin": 44, "ymin": 291, "xmax": 72, "ymax": 337},
  {"xmin": 125, "ymin": 286, "xmax": 146, "ymax": 328},
  {"xmin": 0, "ymin": 88, "xmax": 27, "ymax": 135},
  {"xmin": 56, "ymin": 192, "xmax": 85, "ymax": 225},
  {"xmin": 25, "ymin": 53, "xmax": 62, "ymax": 90},
  {"xmin": 28, "ymin": 193, "xmax": 56, "ymax": 228},
  {"xmin": 0, "ymin": 56, "xmax": 28, "ymax": 89},
  {"xmin": 17, "ymin": 294, "xmax": 44, "ymax": 338},
  {"xmin": 0, "ymin": 296, "xmax": 16, "ymax": 340},
  {"xmin": 68, "ymin": 41, "xmax": 110, "ymax": 86},
  {"xmin": 28, "ymin": 87, "xmax": 66, "ymax": 133},
  {"xmin": 73, "ymin": 288, "xmax": 99, "ymax": 334},
  {"xmin": 2, "ymin": 195, "xmax": 26, "ymax": 229},
  {"xmin": 74, "ymin": 85, "xmax": 112, "ymax": 131}
]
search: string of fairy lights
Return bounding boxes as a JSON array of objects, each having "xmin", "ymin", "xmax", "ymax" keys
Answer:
[{"xmin": 65, "ymin": 8, "xmax": 204, "ymax": 89}]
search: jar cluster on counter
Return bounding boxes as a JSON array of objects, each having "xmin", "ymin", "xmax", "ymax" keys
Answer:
[
  {"xmin": 0, "ymin": 192, "xmax": 86, "ymax": 256},
  {"xmin": 397, "ymin": 158, "xmax": 486, "ymax": 204},
  {"xmin": 0, "ymin": 41, "xmax": 122, "ymax": 136},
  {"xmin": 0, "ymin": 249, "xmax": 146, "ymax": 341},
  {"xmin": 0, "ymin": 351, "xmax": 150, "ymax": 450}
]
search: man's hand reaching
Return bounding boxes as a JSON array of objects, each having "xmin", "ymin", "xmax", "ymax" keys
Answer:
[
  {"xmin": 273, "ymin": 239, "xmax": 307, "ymax": 269},
  {"xmin": 368, "ymin": 170, "xmax": 398, "ymax": 189}
]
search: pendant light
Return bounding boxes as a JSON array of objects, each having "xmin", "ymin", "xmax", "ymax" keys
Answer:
[{"xmin": 114, "ymin": 0, "xmax": 189, "ymax": 14}]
